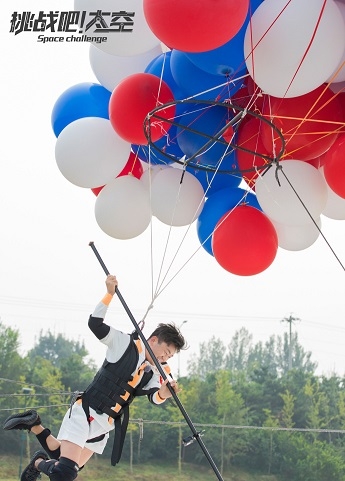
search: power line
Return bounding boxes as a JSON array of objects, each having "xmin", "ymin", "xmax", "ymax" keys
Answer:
[
  {"xmin": 0, "ymin": 377, "xmax": 70, "ymax": 394},
  {"xmin": 1, "ymin": 406, "xmax": 344, "ymax": 436},
  {"xmin": 0, "ymin": 404, "xmax": 69, "ymax": 413},
  {"xmin": 2, "ymin": 295, "xmax": 345, "ymax": 334}
]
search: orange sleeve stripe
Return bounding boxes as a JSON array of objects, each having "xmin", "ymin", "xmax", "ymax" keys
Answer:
[{"xmin": 102, "ymin": 293, "xmax": 113, "ymax": 306}]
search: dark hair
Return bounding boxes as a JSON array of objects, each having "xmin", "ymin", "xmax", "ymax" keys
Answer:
[{"xmin": 149, "ymin": 323, "xmax": 188, "ymax": 353}]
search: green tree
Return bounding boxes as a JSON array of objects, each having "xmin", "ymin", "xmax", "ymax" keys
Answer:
[
  {"xmin": 303, "ymin": 378, "xmax": 329, "ymax": 440},
  {"xmin": 260, "ymin": 335, "xmax": 280, "ymax": 374},
  {"xmin": 27, "ymin": 330, "xmax": 97, "ymax": 392},
  {"xmin": 0, "ymin": 321, "xmax": 30, "ymax": 453},
  {"xmin": 214, "ymin": 370, "xmax": 248, "ymax": 473},
  {"xmin": 27, "ymin": 355, "xmax": 81, "ymax": 452},
  {"xmin": 240, "ymin": 366, "xmax": 282, "ymax": 426},
  {"xmin": 28, "ymin": 330, "xmax": 88, "ymax": 367},
  {"xmin": 188, "ymin": 336, "xmax": 226, "ymax": 379},
  {"xmin": 59, "ymin": 353, "xmax": 97, "ymax": 391},
  {"xmin": 276, "ymin": 434, "xmax": 345, "ymax": 481},
  {"xmin": 276, "ymin": 332, "xmax": 317, "ymax": 376},
  {"xmin": 0, "ymin": 321, "xmax": 28, "ymax": 390},
  {"xmin": 337, "ymin": 389, "xmax": 345, "ymax": 430},
  {"xmin": 280, "ymin": 390, "xmax": 295, "ymax": 429},
  {"xmin": 225, "ymin": 327, "xmax": 253, "ymax": 373}
]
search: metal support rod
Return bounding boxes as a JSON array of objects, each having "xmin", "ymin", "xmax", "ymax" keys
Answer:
[{"xmin": 89, "ymin": 241, "xmax": 224, "ymax": 481}]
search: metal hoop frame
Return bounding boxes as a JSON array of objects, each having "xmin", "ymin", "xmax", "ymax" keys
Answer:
[{"xmin": 143, "ymin": 99, "xmax": 286, "ymax": 175}]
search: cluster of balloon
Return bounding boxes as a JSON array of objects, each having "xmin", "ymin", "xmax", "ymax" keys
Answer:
[{"xmin": 52, "ymin": 0, "xmax": 345, "ymax": 277}]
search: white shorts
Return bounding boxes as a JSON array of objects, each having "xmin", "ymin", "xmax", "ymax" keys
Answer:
[{"xmin": 57, "ymin": 402, "xmax": 112, "ymax": 454}]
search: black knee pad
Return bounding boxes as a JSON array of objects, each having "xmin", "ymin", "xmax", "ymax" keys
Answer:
[
  {"xmin": 39, "ymin": 457, "xmax": 79, "ymax": 481},
  {"xmin": 37, "ymin": 459, "xmax": 58, "ymax": 476},
  {"xmin": 36, "ymin": 428, "xmax": 61, "ymax": 459}
]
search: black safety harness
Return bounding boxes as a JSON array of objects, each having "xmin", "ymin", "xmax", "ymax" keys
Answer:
[{"xmin": 79, "ymin": 332, "xmax": 157, "ymax": 465}]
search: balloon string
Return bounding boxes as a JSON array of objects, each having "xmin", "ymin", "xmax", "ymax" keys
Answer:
[
  {"xmin": 280, "ymin": 0, "xmax": 327, "ymax": 99},
  {"xmin": 154, "ymin": 189, "xmax": 252, "ymax": 299},
  {"xmin": 147, "ymin": 154, "xmax": 155, "ymax": 305},
  {"xmin": 138, "ymin": 302, "xmax": 154, "ymax": 331},
  {"xmin": 152, "ymin": 136, "xmax": 241, "ymax": 300},
  {"xmin": 181, "ymin": 72, "xmax": 248, "ymax": 102},
  {"xmin": 152, "ymin": 159, "xmax": 202, "ymax": 298},
  {"xmin": 270, "ymin": 82, "xmax": 345, "ymax": 155},
  {"xmin": 244, "ymin": 0, "xmax": 294, "ymax": 89}
]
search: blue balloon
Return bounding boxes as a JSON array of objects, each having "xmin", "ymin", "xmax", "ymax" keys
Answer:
[
  {"xmin": 175, "ymin": 103, "xmax": 236, "ymax": 168},
  {"xmin": 185, "ymin": 0, "xmax": 264, "ymax": 77},
  {"xmin": 132, "ymin": 124, "xmax": 184, "ymax": 165},
  {"xmin": 145, "ymin": 51, "xmax": 184, "ymax": 100},
  {"xmin": 197, "ymin": 187, "xmax": 261, "ymax": 255},
  {"xmin": 170, "ymin": 50, "xmax": 242, "ymax": 101},
  {"xmin": 51, "ymin": 82, "xmax": 111, "ymax": 137},
  {"xmin": 131, "ymin": 144, "xmax": 171, "ymax": 166},
  {"xmin": 187, "ymin": 166, "xmax": 242, "ymax": 197}
]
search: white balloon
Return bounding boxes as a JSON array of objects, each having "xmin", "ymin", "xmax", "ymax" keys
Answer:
[
  {"xmin": 95, "ymin": 176, "xmax": 152, "ymax": 239},
  {"xmin": 327, "ymin": 2, "xmax": 345, "ymax": 84},
  {"xmin": 244, "ymin": 0, "xmax": 345, "ymax": 98},
  {"xmin": 319, "ymin": 167, "xmax": 345, "ymax": 220},
  {"xmin": 89, "ymin": 43, "xmax": 163, "ymax": 92},
  {"xmin": 150, "ymin": 168, "xmax": 205, "ymax": 226},
  {"xmin": 323, "ymin": 187, "xmax": 345, "ymax": 220},
  {"xmin": 140, "ymin": 164, "xmax": 169, "ymax": 190},
  {"xmin": 272, "ymin": 217, "xmax": 321, "ymax": 251},
  {"xmin": 74, "ymin": 0, "xmax": 161, "ymax": 56},
  {"xmin": 55, "ymin": 117, "xmax": 130, "ymax": 188},
  {"xmin": 255, "ymin": 160, "xmax": 327, "ymax": 225}
]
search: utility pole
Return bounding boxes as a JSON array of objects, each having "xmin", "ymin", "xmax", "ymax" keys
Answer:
[{"xmin": 281, "ymin": 314, "xmax": 301, "ymax": 371}]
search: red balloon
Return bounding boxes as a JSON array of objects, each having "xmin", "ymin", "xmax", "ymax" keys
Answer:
[
  {"xmin": 143, "ymin": 0, "xmax": 249, "ymax": 53},
  {"xmin": 222, "ymin": 122, "xmax": 234, "ymax": 143},
  {"xmin": 91, "ymin": 185, "xmax": 104, "ymax": 196},
  {"xmin": 260, "ymin": 85, "xmax": 344, "ymax": 161},
  {"xmin": 212, "ymin": 205, "xmax": 278, "ymax": 276},
  {"xmin": 91, "ymin": 151, "xmax": 144, "ymax": 196},
  {"xmin": 109, "ymin": 73, "xmax": 175, "ymax": 145},
  {"xmin": 304, "ymin": 155, "xmax": 324, "ymax": 169},
  {"xmin": 236, "ymin": 117, "xmax": 270, "ymax": 189},
  {"xmin": 336, "ymin": 91, "xmax": 345, "ymax": 114},
  {"xmin": 323, "ymin": 133, "xmax": 345, "ymax": 198},
  {"xmin": 230, "ymin": 78, "xmax": 264, "ymax": 113}
]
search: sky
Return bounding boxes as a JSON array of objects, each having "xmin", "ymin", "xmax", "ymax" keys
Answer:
[{"xmin": 1, "ymin": 0, "xmax": 345, "ymax": 380}]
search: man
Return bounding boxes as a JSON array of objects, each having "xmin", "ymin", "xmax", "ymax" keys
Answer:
[{"xmin": 4, "ymin": 274, "xmax": 187, "ymax": 481}]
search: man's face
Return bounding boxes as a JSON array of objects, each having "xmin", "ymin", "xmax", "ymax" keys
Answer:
[{"xmin": 146, "ymin": 336, "xmax": 177, "ymax": 364}]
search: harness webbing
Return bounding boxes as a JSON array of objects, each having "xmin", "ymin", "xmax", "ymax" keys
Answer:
[{"xmin": 80, "ymin": 332, "xmax": 156, "ymax": 465}]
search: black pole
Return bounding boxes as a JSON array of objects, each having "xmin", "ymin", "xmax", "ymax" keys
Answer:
[{"xmin": 89, "ymin": 241, "xmax": 224, "ymax": 481}]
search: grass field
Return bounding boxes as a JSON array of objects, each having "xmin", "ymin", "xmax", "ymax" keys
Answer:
[{"xmin": 1, "ymin": 454, "xmax": 280, "ymax": 481}]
